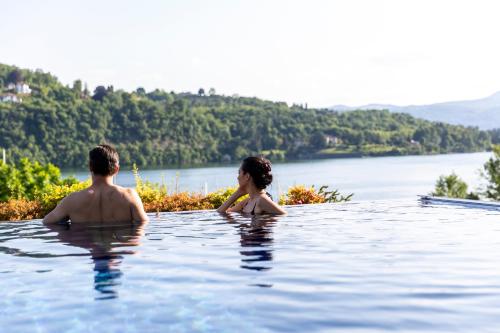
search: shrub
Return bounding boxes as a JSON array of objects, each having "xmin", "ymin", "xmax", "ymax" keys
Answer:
[
  {"xmin": 279, "ymin": 185, "xmax": 352, "ymax": 205},
  {"xmin": 432, "ymin": 173, "xmax": 478, "ymax": 199},
  {"xmin": 0, "ymin": 158, "xmax": 78, "ymax": 202},
  {"xmin": 204, "ymin": 186, "xmax": 247, "ymax": 208},
  {"xmin": 133, "ymin": 164, "xmax": 167, "ymax": 207},
  {"xmin": 0, "ymin": 162, "xmax": 354, "ymax": 221},
  {"xmin": 37, "ymin": 180, "xmax": 91, "ymax": 214},
  {"xmin": 0, "ymin": 199, "xmax": 42, "ymax": 221},
  {"xmin": 144, "ymin": 192, "xmax": 212, "ymax": 213},
  {"xmin": 483, "ymin": 145, "xmax": 500, "ymax": 200}
]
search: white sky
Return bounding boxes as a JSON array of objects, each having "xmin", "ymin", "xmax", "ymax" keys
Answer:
[{"xmin": 2, "ymin": 0, "xmax": 500, "ymax": 107}]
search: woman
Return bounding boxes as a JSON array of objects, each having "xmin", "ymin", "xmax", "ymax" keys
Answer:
[{"xmin": 217, "ymin": 156, "xmax": 286, "ymax": 215}]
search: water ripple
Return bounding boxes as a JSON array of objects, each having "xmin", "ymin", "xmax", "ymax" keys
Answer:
[{"xmin": 1, "ymin": 200, "xmax": 500, "ymax": 332}]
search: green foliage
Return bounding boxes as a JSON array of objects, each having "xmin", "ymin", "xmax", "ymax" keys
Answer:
[
  {"xmin": 491, "ymin": 129, "xmax": 500, "ymax": 144},
  {"xmin": 132, "ymin": 163, "xmax": 167, "ymax": 206},
  {"xmin": 37, "ymin": 180, "xmax": 91, "ymax": 214},
  {"xmin": 317, "ymin": 185, "xmax": 354, "ymax": 203},
  {"xmin": 279, "ymin": 185, "xmax": 352, "ymax": 205},
  {"xmin": 0, "ymin": 64, "xmax": 494, "ymax": 169},
  {"xmin": 431, "ymin": 145, "xmax": 500, "ymax": 201},
  {"xmin": 432, "ymin": 173, "xmax": 479, "ymax": 200},
  {"xmin": 482, "ymin": 145, "xmax": 500, "ymax": 200},
  {"xmin": 204, "ymin": 186, "xmax": 246, "ymax": 208},
  {"xmin": 433, "ymin": 173, "xmax": 467, "ymax": 198},
  {"xmin": 0, "ymin": 159, "xmax": 356, "ymax": 220},
  {"xmin": 0, "ymin": 158, "xmax": 78, "ymax": 201},
  {"xmin": 7, "ymin": 69, "xmax": 23, "ymax": 84}
]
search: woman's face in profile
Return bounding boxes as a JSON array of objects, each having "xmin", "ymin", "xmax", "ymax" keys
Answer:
[{"xmin": 237, "ymin": 167, "xmax": 249, "ymax": 187}]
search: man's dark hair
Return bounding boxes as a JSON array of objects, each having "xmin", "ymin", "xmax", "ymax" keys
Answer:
[{"xmin": 89, "ymin": 144, "xmax": 119, "ymax": 176}]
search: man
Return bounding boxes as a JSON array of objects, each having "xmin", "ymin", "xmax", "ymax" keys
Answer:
[{"xmin": 43, "ymin": 144, "xmax": 149, "ymax": 224}]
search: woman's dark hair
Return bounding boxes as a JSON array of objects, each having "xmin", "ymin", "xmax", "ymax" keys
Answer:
[
  {"xmin": 89, "ymin": 144, "xmax": 119, "ymax": 176},
  {"xmin": 241, "ymin": 156, "xmax": 273, "ymax": 190}
]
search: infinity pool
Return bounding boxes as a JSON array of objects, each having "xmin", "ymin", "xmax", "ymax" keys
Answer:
[{"xmin": 1, "ymin": 200, "xmax": 500, "ymax": 332}]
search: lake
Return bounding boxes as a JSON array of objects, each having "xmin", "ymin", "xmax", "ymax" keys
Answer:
[{"xmin": 63, "ymin": 152, "xmax": 492, "ymax": 201}]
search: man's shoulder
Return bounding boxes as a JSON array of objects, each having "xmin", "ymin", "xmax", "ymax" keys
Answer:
[
  {"xmin": 114, "ymin": 185, "xmax": 137, "ymax": 194},
  {"xmin": 113, "ymin": 185, "xmax": 140, "ymax": 199},
  {"xmin": 67, "ymin": 188, "xmax": 90, "ymax": 198},
  {"xmin": 60, "ymin": 188, "xmax": 91, "ymax": 205}
]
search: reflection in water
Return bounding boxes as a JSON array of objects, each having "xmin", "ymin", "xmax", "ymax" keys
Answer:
[
  {"xmin": 45, "ymin": 221, "xmax": 146, "ymax": 300},
  {"xmin": 222, "ymin": 214, "xmax": 277, "ymax": 272},
  {"xmin": 239, "ymin": 217, "xmax": 275, "ymax": 272}
]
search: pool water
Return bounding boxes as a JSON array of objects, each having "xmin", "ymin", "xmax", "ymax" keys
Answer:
[{"xmin": 1, "ymin": 200, "xmax": 500, "ymax": 332}]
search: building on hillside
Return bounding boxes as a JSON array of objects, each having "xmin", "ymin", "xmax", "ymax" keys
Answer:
[
  {"xmin": 0, "ymin": 93, "xmax": 22, "ymax": 103},
  {"xmin": 325, "ymin": 135, "xmax": 340, "ymax": 146},
  {"xmin": 7, "ymin": 82, "xmax": 31, "ymax": 94}
]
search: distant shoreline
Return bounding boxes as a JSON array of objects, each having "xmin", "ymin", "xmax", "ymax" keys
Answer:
[{"xmin": 60, "ymin": 150, "xmax": 492, "ymax": 174}]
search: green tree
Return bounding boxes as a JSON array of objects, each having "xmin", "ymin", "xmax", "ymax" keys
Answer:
[
  {"xmin": 310, "ymin": 132, "xmax": 327, "ymax": 149},
  {"xmin": 0, "ymin": 158, "xmax": 76, "ymax": 201},
  {"xmin": 0, "ymin": 63, "xmax": 493, "ymax": 169},
  {"xmin": 483, "ymin": 145, "xmax": 500, "ymax": 200},
  {"xmin": 92, "ymin": 86, "xmax": 108, "ymax": 101},
  {"xmin": 432, "ymin": 173, "xmax": 478, "ymax": 199},
  {"xmin": 72, "ymin": 80, "xmax": 82, "ymax": 95},
  {"xmin": 83, "ymin": 82, "xmax": 90, "ymax": 97},
  {"xmin": 7, "ymin": 69, "xmax": 23, "ymax": 84}
]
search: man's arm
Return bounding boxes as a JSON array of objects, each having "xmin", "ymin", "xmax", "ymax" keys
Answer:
[
  {"xmin": 129, "ymin": 189, "xmax": 149, "ymax": 222},
  {"xmin": 42, "ymin": 196, "xmax": 71, "ymax": 224}
]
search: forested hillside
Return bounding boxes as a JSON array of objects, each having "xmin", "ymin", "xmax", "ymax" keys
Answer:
[{"xmin": 0, "ymin": 64, "xmax": 495, "ymax": 168}]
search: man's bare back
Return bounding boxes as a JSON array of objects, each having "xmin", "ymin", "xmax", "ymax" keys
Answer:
[
  {"xmin": 43, "ymin": 144, "xmax": 149, "ymax": 224},
  {"xmin": 43, "ymin": 184, "xmax": 148, "ymax": 224}
]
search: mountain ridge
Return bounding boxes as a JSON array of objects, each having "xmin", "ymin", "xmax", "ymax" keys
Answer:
[{"xmin": 330, "ymin": 92, "xmax": 500, "ymax": 129}]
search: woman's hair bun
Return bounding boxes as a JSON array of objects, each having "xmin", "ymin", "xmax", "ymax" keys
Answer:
[{"xmin": 241, "ymin": 156, "xmax": 273, "ymax": 190}]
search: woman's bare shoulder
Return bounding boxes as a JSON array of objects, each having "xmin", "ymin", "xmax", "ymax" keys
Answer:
[{"xmin": 258, "ymin": 194, "xmax": 286, "ymax": 215}]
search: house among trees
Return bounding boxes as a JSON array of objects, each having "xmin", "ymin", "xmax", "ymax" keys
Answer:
[
  {"xmin": 0, "ymin": 93, "xmax": 21, "ymax": 103},
  {"xmin": 7, "ymin": 82, "xmax": 31, "ymax": 95},
  {"xmin": 1, "ymin": 75, "xmax": 32, "ymax": 103},
  {"xmin": 325, "ymin": 135, "xmax": 340, "ymax": 146}
]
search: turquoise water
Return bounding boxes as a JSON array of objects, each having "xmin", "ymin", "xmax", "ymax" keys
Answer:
[
  {"xmin": 2, "ymin": 200, "xmax": 500, "ymax": 332},
  {"xmin": 63, "ymin": 152, "xmax": 492, "ymax": 201}
]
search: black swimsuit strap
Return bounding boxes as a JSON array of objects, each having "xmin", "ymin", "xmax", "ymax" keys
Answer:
[
  {"xmin": 246, "ymin": 193, "xmax": 272, "ymax": 215},
  {"xmin": 244, "ymin": 199, "xmax": 259, "ymax": 215},
  {"xmin": 251, "ymin": 200, "xmax": 258, "ymax": 215}
]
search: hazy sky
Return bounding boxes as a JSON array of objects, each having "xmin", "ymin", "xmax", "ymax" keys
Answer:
[{"xmin": 2, "ymin": 0, "xmax": 500, "ymax": 107}]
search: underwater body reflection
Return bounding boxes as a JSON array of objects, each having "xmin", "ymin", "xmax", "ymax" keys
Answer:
[
  {"xmin": 222, "ymin": 214, "xmax": 277, "ymax": 274},
  {"xmin": 45, "ymin": 221, "xmax": 146, "ymax": 300}
]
